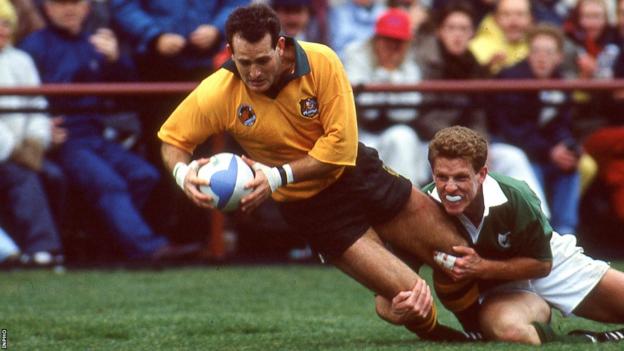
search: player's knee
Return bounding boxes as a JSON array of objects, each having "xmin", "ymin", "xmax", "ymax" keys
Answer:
[{"xmin": 482, "ymin": 321, "xmax": 537, "ymax": 345}]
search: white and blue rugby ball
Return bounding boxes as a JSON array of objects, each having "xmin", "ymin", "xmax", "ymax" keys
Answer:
[{"xmin": 197, "ymin": 153, "xmax": 254, "ymax": 212}]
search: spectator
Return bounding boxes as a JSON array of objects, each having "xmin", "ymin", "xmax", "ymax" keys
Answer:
[
  {"xmin": 271, "ymin": 0, "xmax": 324, "ymax": 44},
  {"xmin": 564, "ymin": 0, "xmax": 619, "ymax": 162},
  {"xmin": 564, "ymin": 0, "xmax": 619, "ymax": 80},
  {"xmin": 110, "ymin": 0, "xmax": 248, "ymax": 82},
  {"xmin": 469, "ymin": 0, "xmax": 532, "ymax": 74},
  {"xmin": 19, "ymin": 0, "xmax": 200, "ymax": 261},
  {"xmin": 343, "ymin": 8, "xmax": 426, "ymax": 185},
  {"xmin": 415, "ymin": 0, "xmax": 551, "ymax": 216},
  {"xmin": 328, "ymin": 0, "xmax": 386, "ymax": 60},
  {"xmin": 9, "ymin": 0, "xmax": 44, "ymax": 43},
  {"xmin": 431, "ymin": 0, "xmax": 494, "ymax": 25},
  {"xmin": 0, "ymin": 0, "xmax": 65, "ymax": 266},
  {"xmin": 490, "ymin": 24, "xmax": 580, "ymax": 235},
  {"xmin": 580, "ymin": 0, "xmax": 624, "ymax": 226}
]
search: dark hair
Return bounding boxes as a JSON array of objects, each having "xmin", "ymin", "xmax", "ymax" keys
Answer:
[
  {"xmin": 428, "ymin": 126, "xmax": 488, "ymax": 171},
  {"xmin": 225, "ymin": 4, "xmax": 281, "ymax": 53},
  {"xmin": 434, "ymin": 0, "xmax": 476, "ymax": 29},
  {"xmin": 527, "ymin": 23, "xmax": 565, "ymax": 52}
]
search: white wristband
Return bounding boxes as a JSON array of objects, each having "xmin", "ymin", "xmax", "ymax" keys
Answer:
[
  {"xmin": 252, "ymin": 162, "xmax": 283, "ymax": 193},
  {"xmin": 282, "ymin": 164, "xmax": 294, "ymax": 184},
  {"xmin": 173, "ymin": 160, "xmax": 198, "ymax": 190}
]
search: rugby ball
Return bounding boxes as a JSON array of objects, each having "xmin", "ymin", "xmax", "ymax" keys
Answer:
[{"xmin": 197, "ymin": 153, "xmax": 254, "ymax": 212}]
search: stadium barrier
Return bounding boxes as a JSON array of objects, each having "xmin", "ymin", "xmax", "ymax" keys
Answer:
[{"xmin": 1, "ymin": 79, "xmax": 623, "ymax": 260}]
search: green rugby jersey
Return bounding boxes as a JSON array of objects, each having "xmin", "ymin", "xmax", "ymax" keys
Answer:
[{"xmin": 423, "ymin": 173, "xmax": 553, "ymax": 263}]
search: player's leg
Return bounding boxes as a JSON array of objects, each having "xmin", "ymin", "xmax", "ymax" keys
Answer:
[
  {"xmin": 375, "ymin": 187, "xmax": 468, "ymax": 267},
  {"xmin": 567, "ymin": 268, "xmax": 624, "ymax": 342},
  {"xmin": 479, "ymin": 291, "xmax": 551, "ymax": 345},
  {"xmin": 573, "ymin": 268, "xmax": 624, "ymax": 322},
  {"xmin": 331, "ymin": 227, "xmax": 422, "ymax": 299},
  {"xmin": 332, "ymin": 227, "xmax": 477, "ymax": 342}
]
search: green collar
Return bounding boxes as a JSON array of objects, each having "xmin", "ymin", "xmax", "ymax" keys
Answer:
[{"xmin": 222, "ymin": 36, "xmax": 311, "ymax": 99}]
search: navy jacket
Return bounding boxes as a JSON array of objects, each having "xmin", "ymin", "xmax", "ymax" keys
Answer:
[
  {"xmin": 19, "ymin": 26, "xmax": 136, "ymax": 138},
  {"xmin": 110, "ymin": 0, "xmax": 248, "ymax": 76},
  {"xmin": 490, "ymin": 60, "xmax": 576, "ymax": 163}
]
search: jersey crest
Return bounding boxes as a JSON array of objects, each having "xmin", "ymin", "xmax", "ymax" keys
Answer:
[
  {"xmin": 299, "ymin": 97, "xmax": 319, "ymax": 118},
  {"xmin": 497, "ymin": 231, "xmax": 511, "ymax": 249},
  {"xmin": 237, "ymin": 104, "xmax": 257, "ymax": 127}
]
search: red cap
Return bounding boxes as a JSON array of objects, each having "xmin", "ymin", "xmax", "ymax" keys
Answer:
[{"xmin": 375, "ymin": 8, "xmax": 412, "ymax": 41}]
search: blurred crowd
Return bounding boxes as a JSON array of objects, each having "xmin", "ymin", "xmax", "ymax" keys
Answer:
[{"xmin": 1, "ymin": 0, "xmax": 624, "ymax": 267}]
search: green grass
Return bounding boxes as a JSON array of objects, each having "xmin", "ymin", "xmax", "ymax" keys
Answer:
[{"xmin": 1, "ymin": 264, "xmax": 623, "ymax": 350}]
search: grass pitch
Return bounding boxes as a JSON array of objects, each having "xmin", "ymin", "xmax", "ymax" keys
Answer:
[{"xmin": 1, "ymin": 264, "xmax": 623, "ymax": 350}]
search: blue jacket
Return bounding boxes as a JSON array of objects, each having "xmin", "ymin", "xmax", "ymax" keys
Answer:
[
  {"xmin": 490, "ymin": 60, "xmax": 576, "ymax": 163},
  {"xmin": 110, "ymin": 0, "xmax": 248, "ymax": 75},
  {"xmin": 19, "ymin": 26, "xmax": 136, "ymax": 138}
]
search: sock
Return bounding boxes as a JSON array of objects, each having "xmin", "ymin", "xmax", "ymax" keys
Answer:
[
  {"xmin": 532, "ymin": 322, "xmax": 594, "ymax": 344},
  {"xmin": 405, "ymin": 304, "xmax": 482, "ymax": 342},
  {"xmin": 433, "ymin": 270, "xmax": 481, "ymax": 332}
]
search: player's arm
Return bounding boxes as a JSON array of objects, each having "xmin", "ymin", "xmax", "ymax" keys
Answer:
[
  {"xmin": 240, "ymin": 154, "xmax": 340, "ymax": 213},
  {"xmin": 161, "ymin": 142, "xmax": 214, "ymax": 208},
  {"xmin": 437, "ymin": 246, "xmax": 552, "ymax": 282}
]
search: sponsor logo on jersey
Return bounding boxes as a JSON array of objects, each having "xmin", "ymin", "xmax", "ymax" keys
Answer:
[
  {"xmin": 237, "ymin": 104, "xmax": 257, "ymax": 127},
  {"xmin": 299, "ymin": 97, "xmax": 319, "ymax": 118},
  {"xmin": 497, "ymin": 231, "xmax": 511, "ymax": 249}
]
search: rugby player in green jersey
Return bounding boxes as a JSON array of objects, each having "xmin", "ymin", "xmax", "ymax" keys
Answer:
[{"xmin": 376, "ymin": 126, "xmax": 624, "ymax": 344}]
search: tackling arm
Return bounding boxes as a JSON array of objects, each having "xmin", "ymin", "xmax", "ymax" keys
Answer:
[{"xmin": 441, "ymin": 245, "xmax": 552, "ymax": 281}]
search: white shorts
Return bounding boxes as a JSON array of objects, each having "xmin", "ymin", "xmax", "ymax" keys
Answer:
[{"xmin": 482, "ymin": 232, "xmax": 610, "ymax": 316}]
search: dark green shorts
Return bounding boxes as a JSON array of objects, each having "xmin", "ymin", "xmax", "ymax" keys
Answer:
[{"xmin": 278, "ymin": 143, "xmax": 412, "ymax": 259}]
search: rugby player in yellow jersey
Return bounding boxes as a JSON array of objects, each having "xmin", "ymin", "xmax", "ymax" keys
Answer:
[
  {"xmin": 158, "ymin": 3, "xmax": 477, "ymax": 342},
  {"xmin": 377, "ymin": 126, "xmax": 624, "ymax": 344}
]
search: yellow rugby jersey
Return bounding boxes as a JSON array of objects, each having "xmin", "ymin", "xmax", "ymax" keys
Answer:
[{"xmin": 158, "ymin": 38, "xmax": 358, "ymax": 201}]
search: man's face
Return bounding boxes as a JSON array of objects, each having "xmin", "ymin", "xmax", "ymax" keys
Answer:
[
  {"xmin": 528, "ymin": 34, "xmax": 562, "ymax": 78},
  {"xmin": 579, "ymin": 0, "xmax": 608, "ymax": 41},
  {"xmin": 495, "ymin": 0, "xmax": 532, "ymax": 44},
  {"xmin": 44, "ymin": 0, "xmax": 90, "ymax": 35},
  {"xmin": 230, "ymin": 33, "xmax": 283, "ymax": 94},
  {"xmin": 275, "ymin": 6, "xmax": 310, "ymax": 37},
  {"xmin": 433, "ymin": 157, "xmax": 486, "ymax": 217},
  {"xmin": 373, "ymin": 36, "xmax": 410, "ymax": 70},
  {"xmin": 437, "ymin": 11, "xmax": 474, "ymax": 56},
  {"xmin": 0, "ymin": 20, "xmax": 11, "ymax": 49}
]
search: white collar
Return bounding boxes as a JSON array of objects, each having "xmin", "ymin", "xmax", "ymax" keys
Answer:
[{"xmin": 429, "ymin": 174, "xmax": 508, "ymax": 242}]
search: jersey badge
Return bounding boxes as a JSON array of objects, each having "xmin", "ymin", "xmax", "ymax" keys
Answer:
[
  {"xmin": 497, "ymin": 231, "xmax": 511, "ymax": 249},
  {"xmin": 237, "ymin": 104, "xmax": 257, "ymax": 127},
  {"xmin": 299, "ymin": 97, "xmax": 319, "ymax": 118}
]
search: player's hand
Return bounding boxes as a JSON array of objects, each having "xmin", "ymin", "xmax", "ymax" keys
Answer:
[
  {"xmin": 183, "ymin": 158, "xmax": 215, "ymax": 209},
  {"xmin": 156, "ymin": 33, "xmax": 186, "ymax": 56},
  {"xmin": 240, "ymin": 155, "xmax": 273, "ymax": 213},
  {"xmin": 189, "ymin": 24, "xmax": 219, "ymax": 50},
  {"xmin": 447, "ymin": 246, "xmax": 485, "ymax": 281},
  {"xmin": 89, "ymin": 28, "xmax": 120, "ymax": 63},
  {"xmin": 389, "ymin": 279, "xmax": 433, "ymax": 324}
]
